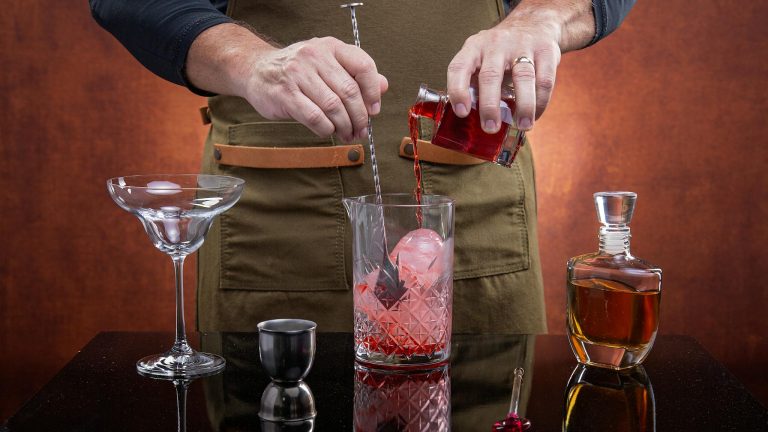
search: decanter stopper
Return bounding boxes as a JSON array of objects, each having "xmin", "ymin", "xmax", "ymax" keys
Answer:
[{"xmin": 594, "ymin": 192, "xmax": 637, "ymax": 225}]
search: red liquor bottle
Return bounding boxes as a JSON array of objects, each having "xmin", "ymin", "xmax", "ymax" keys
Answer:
[{"xmin": 410, "ymin": 84, "xmax": 525, "ymax": 168}]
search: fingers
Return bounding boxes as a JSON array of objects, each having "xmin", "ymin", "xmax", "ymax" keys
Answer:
[
  {"xmin": 334, "ymin": 42, "xmax": 384, "ymax": 117},
  {"xmin": 447, "ymin": 48, "xmax": 478, "ymax": 118},
  {"xmin": 298, "ymin": 71, "xmax": 356, "ymax": 142},
  {"xmin": 476, "ymin": 52, "xmax": 506, "ymax": 133},
  {"xmin": 445, "ymin": 26, "xmax": 562, "ymax": 134},
  {"xmin": 251, "ymin": 38, "xmax": 385, "ymax": 141},
  {"xmin": 510, "ymin": 56, "xmax": 536, "ymax": 131},
  {"xmin": 284, "ymin": 89, "xmax": 336, "ymax": 138},
  {"xmin": 533, "ymin": 48, "xmax": 559, "ymax": 119}
]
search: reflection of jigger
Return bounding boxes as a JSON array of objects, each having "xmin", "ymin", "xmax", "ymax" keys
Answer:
[
  {"xmin": 259, "ymin": 381, "xmax": 316, "ymax": 431},
  {"xmin": 354, "ymin": 363, "xmax": 451, "ymax": 431}
]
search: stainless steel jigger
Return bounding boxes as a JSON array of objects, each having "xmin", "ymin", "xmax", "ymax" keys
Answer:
[{"xmin": 258, "ymin": 319, "xmax": 317, "ymax": 382}]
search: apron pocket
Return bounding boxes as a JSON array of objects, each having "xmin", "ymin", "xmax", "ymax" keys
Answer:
[
  {"xmin": 215, "ymin": 121, "xmax": 348, "ymax": 292},
  {"xmin": 422, "ymin": 157, "xmax": 530, "ymax": 280}
]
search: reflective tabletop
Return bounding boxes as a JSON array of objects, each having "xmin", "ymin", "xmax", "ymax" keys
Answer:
[{"xmin": 4, "ymin": 333, "xmax": 767, "ymax": 431}]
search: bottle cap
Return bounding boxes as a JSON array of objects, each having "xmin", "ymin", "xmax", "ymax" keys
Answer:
[{"xmin": 594, "ymin": 191, "xmax": 637, "ymax": 225}]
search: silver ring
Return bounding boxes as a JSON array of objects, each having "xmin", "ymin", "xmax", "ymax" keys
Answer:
[{"xmin": 512, "ymin": 56, "xmax": 534, "ymax": 68}]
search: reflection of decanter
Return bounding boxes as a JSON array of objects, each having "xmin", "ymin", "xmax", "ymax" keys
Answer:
[
  {"xmin": 564, "ymin": 364, "xmax": 655, "ymax": 432},
  {"xmin": 567, "ymin": 192, "xmax": 662, "ymax": 369},
  {"xmin": 354, "ymin": 364, "xmax": 451, "ymax": 431}
]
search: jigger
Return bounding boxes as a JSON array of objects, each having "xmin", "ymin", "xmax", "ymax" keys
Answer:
[{"xmin": 258, "ymin": 319, "xmax": 317, "ymax": 382}]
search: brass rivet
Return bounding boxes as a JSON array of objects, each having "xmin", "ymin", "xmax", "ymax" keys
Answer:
[
  {"xmin": 404, "ymin": 143, "xmax": 414, "ymax": 156},
  {"xmin": 348, "ymin": 148, "xmax": 361, "ymax": 162},
  {"xmin": 213, "ymin": 148, "xmax": 222, "ymax": 161}
]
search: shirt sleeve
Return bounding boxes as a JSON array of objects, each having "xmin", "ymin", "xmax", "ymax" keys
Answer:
[
  {"xmin": 589, "ymin": 0, "xmax": 637, "ymax": 45},
  {"xmin": 89, "ymin": 0, "xmax": 233, "ymax": 95}
]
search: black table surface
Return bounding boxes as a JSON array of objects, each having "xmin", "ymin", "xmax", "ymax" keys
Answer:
[{"xmin": 4, "ymin": 332, "xmax": 767, "ymax": 431}]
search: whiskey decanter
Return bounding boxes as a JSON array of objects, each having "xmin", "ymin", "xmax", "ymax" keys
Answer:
[{"xmin": 567, "ymin": 192, "xmax": 662, "ymax": 369}]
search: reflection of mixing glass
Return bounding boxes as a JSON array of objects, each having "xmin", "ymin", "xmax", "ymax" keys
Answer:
[
  {"xmin": 340, "ymin": 3, "xmax": 405, "ymax": 308},
  {"xmin": 354, "ymin": 363, "xmax": 451, "ymax": 431},
  {"xmin": 493, "ymin": 368, "xmax": 532, "ymax": 431}
]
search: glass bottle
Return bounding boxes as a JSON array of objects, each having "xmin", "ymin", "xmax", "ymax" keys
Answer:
[
  {"xmin": 567, "ymin": 192, "xmax": 662, "ymax": 369},
  {"xmin": 409, "ymin": 84, "xmax": 525, "ymax": 167}
]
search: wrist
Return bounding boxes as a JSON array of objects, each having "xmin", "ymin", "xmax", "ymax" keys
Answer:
[
  {"xmin": 500, "ymin": 0, "xmax": 595, "ymax": 52},
  {"xmin": 186, "ymin": 23, "xmax": 277, "ymax": 97}
]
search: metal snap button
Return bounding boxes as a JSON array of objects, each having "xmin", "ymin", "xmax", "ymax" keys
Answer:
[
  {"xmin": 404, "ymin": 143, "xmax": 414, "ymax": 156},
  {"xmin": 213, "ymin": 148, "xmax": 222, "ymax": 161},
  {"xmin": 348, "ymin": 148, "xmax": 361, "ymax": 162}
]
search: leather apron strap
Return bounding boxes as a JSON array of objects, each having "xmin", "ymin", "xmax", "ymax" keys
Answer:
[{"xmin": 213, "ymin": 143, "xmax": 364, "ymax": 168}]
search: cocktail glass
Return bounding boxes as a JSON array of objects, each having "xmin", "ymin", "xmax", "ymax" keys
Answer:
[{"xmin": 107, "ymin": 174, "xmax": 245, "ymax": 378}]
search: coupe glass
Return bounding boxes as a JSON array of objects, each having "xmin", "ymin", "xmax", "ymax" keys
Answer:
[{"xmin": 107, "ymin": 174, "xmax": 245, "ymax": 378}]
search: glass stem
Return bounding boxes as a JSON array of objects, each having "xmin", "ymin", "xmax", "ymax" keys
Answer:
[
  {"xmin": 174, "ymin": 380, "xmax": 189, "ymax": 432},
  {"xmin": 509, "ymin": 367, "xmax": 524, "ymax": 415},
  {"xmin": 172, "ymin": 255, "xmax": 192, "ymax": 354}
]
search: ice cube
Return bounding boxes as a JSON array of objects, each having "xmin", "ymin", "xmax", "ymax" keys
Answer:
[
  {"xmin": 146, "ymin": 180, "xmax": 182, "ymax": 195},
  {"xmin": 390, "ymin": 228, "xmax": 449, "ymax": 289}
]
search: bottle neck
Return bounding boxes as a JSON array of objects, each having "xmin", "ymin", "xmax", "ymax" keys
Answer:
[
  {"xmin": 599, "ymin": 225, "xmax": 631, "ymax": 255},
  {"xmin": 414, "ymin": 85, "xmax": 447, "ymax": 121}
]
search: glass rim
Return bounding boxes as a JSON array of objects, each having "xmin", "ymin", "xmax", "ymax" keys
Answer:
[
  {"xmin": 258, "ymin": 319, "xmax": 317, "ymax": 334},
  {"xmin": 343, "ymin": 193, "xmax": 454, "ymax": 208},
  {"xmin": 107, "ymin": 174, "xmax": 245, "ymax": 191}
]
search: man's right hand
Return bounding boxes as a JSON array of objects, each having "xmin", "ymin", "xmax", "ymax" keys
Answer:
[{"xmin": 187, "ymin": 23, "xmax": 388, "ymax": 143}]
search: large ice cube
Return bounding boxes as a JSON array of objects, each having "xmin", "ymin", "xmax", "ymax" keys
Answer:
[{"xmin": 390, "ymin": 228, "xmax": 449, "ymax": 290}]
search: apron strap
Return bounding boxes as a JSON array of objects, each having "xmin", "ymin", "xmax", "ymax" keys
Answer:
[
  {"xmin": 213, "ymin": 143, "xmax": 364, "ymax": 169},
  {"xmin": 399, "ymin": 138, "xmax": 485, "ymax": 165}
]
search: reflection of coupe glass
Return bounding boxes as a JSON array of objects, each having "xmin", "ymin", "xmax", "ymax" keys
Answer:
[{"xmin": 107, "ymin": 174, "xmax": 244, "ymax": 378}]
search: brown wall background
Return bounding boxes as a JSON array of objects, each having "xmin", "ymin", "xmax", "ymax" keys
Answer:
[{"xmin": 1, "ymin": 0, "xmax": 766, "ymax": 419}]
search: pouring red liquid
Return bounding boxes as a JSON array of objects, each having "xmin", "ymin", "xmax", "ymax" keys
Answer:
[{"xmin": 408, "ymin": 84, "xmax": 526, "ymax": 187}]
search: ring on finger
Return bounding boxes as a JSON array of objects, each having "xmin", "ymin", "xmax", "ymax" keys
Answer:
[{"xmin": 512, "ymin": 56, "xmax": 534, "ymax": 68}]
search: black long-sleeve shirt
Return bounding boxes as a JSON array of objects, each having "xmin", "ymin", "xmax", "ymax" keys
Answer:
[{"xmin": 89, "ymin": 0, "xmax": 636, "ymax": 93}]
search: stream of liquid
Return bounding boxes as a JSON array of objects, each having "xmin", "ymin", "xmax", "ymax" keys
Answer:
[{"xmin": 407, "ymin": 109, "xmax": 424, "ymax": 225}]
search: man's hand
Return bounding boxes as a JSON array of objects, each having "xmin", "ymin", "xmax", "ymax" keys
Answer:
[
  {"xmin": 447, "ymin": 1, "xmax": 596, "ymax": 133},
  {"xmin": 187, "ymin": 24, "xmax": 388, "ymax": 143}
]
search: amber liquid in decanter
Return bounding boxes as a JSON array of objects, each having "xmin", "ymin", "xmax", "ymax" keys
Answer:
[{"xmin": 567, "ymin": 192, "xmax": 662, "ymax": 370}]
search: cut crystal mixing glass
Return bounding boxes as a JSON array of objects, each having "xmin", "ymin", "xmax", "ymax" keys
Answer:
[
  {"xmin": 107, "ymin": 174, "xmax": 244, "ymax": 378},
  {"xmin": 343, "ymin": 194, "xmax": 454, "ymax": 367}
]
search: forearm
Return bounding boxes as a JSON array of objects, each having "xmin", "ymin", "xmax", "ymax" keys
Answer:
[
  {"xmin": 500, "ymin": 0, "xmax": 597, "ymax": 52},
  {"xmin": 89, "ymin": 0, "xmax": 233, "ymax": 89},
  {"xmin": 185, "ymin": 23, "xmax": 277, "ymax": 97}
]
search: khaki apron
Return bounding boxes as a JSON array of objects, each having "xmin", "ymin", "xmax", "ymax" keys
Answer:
[{"xmin": 197, "ymin": 0, "xmax": 547, "ymax": 334}]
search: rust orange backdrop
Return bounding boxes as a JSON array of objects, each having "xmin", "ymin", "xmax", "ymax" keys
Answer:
[{"xmin": 1, "ymin": 0, "xmax": 766, "ymax": 419}]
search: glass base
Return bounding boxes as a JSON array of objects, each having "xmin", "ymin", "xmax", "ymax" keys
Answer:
[
  {"xmin": 568, "ymin": 333, "xmax": 654, "ymax": 370},
  {"xmin": 136, "ymin": 350, "xmax": 225, "ymax": 379},
  {"xmin": 355, "ymin": 350, "xmax": 450, "ymax": 371}
]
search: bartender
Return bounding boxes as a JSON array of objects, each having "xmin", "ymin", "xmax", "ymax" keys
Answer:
[{"xmin": 90, "ymin": 0, "xmax": 635, "ymax": 333}]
